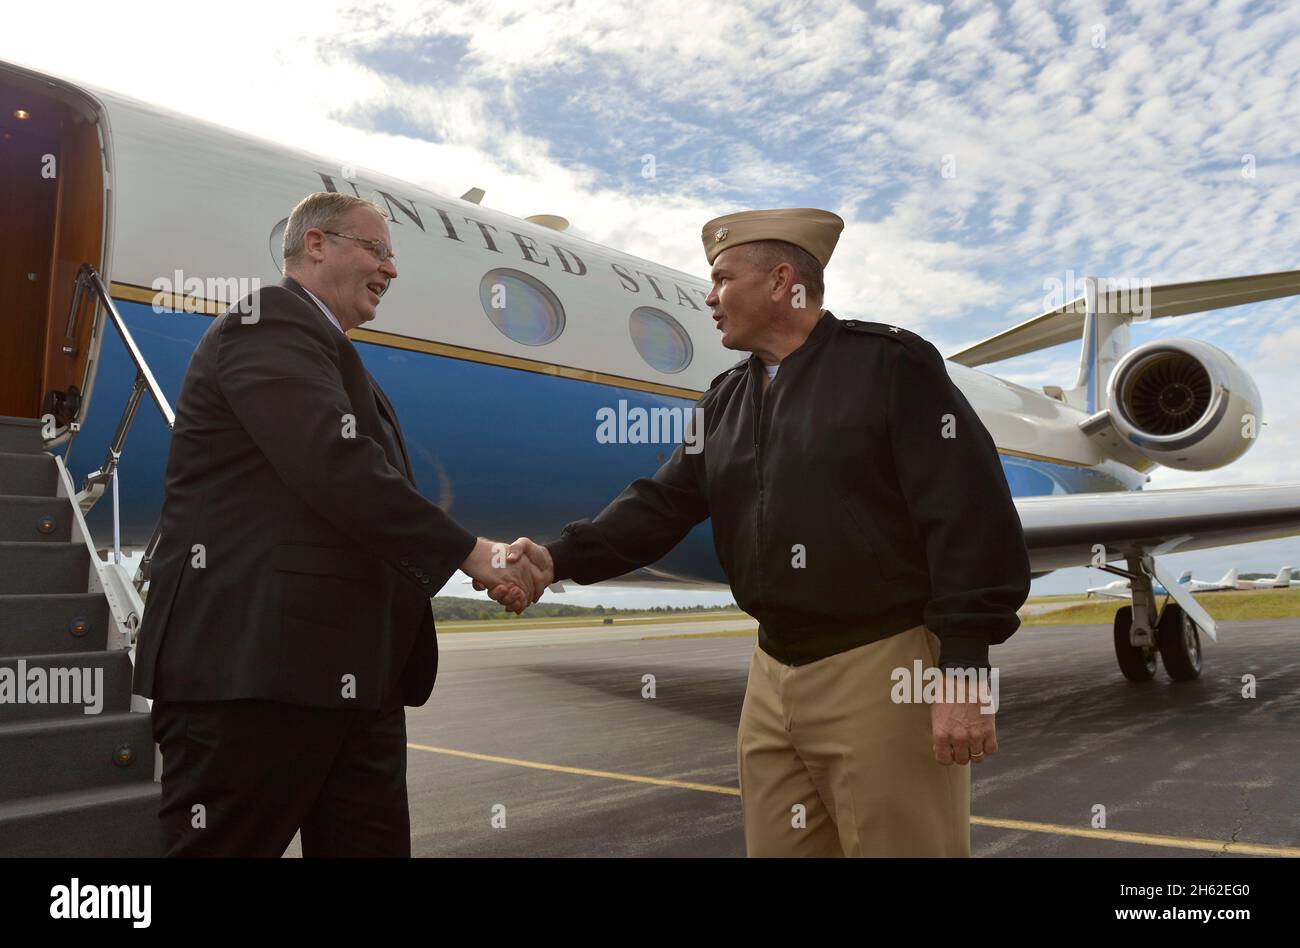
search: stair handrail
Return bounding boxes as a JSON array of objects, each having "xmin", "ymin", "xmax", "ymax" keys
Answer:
[{"xmin": 63, "ymin": 264, "xmax": 175, "ymax": 592}]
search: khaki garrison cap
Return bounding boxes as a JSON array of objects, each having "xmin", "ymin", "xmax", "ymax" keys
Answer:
[{"xmin": 701, "ymin": 207, "xmax": 845, "ymax": 267}]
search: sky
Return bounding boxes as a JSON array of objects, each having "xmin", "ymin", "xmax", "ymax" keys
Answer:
[{"xmin": 5, "ymin": 0, "xmax": 1299, "ymax": 606}]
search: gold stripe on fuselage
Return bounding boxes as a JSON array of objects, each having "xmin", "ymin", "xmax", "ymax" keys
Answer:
[
  {"xmin": 109, "ymin": 281, "xmax": 700, "ymax": 400},
  {"xmin": 109, "ymin": 281, "xmax": 1098, "ymax": 469}
]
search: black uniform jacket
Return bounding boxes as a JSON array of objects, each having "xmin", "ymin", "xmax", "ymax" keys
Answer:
[
  {"xmin": 133, "ymin": 277, "xmax": 477, "ymax": 710},
  {"xmin": 547, "ymin": 310, "xmax": 1031, "ymax": 669}
]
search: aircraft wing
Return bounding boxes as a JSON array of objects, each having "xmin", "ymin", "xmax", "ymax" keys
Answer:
[
  {"xmin": 544, "ymin": 486, "xmax": 1300, "ymax": 590},
  {"xmin": 1016, "ymin": 484, "xmax": 1300, "ymax": 572}
]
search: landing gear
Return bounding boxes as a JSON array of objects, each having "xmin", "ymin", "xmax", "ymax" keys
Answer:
[
  {"xmin": 1102, "ymin": 553, "xmax": 1211, "ymax": 683},
  {"xmin": 1156, "ymin": 602, "xmax": 1202, "ymax": 681},
  {"xmin": 1112, "ymin": 605, "xmax": 1157, "ymax": 682}
]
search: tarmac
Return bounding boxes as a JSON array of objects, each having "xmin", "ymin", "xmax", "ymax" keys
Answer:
[{"xmin": 286, "ymin": 614, "xmax": 1299, "ymax": 857}]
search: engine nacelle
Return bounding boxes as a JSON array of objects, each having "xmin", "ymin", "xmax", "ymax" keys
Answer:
[{"xmin": 1106, "ymin": 339, "xmax": 1262, "ymax": 471}]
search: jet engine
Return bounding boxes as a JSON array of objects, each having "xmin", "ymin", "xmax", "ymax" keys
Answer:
[{"xmin": 1105, "ymin": 339, "xmax": 1262, "ymax": 471}]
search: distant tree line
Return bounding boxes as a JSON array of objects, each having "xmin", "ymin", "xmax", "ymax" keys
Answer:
[{"xmin": 430, "ymin": 596, "xmax": 740, "ymax": 621}]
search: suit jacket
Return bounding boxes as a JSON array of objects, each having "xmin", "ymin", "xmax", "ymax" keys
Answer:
[{"xmin": 133, "ymin": 276, "xmax": 477, "ymax": 709}]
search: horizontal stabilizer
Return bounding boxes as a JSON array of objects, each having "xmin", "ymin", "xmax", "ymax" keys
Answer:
[{"xmin": 950, "ymin": 268, "xmax": 1300, "ymax": 367}]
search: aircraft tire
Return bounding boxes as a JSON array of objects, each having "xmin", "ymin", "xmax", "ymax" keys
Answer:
[
  {"xmin": 1113, "ymin": 605, "xmax": 1157, "ymax": 682},
  {"xmin": 1157, "ymin": 602, "xmax": 1203, "ymax": 682}
]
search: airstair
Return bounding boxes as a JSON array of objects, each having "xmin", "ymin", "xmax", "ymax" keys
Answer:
[{"xmin": 0, "ymin": 266, "xmax": 171, "ymax": 856}]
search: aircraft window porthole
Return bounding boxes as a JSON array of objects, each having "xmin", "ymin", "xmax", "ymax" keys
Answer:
[
  {"xmin": 478, "ymin": 268, "xmax": 566, "ymax": 346},
  {"xmin": 629, "ymin": 307, "xmax": 693, "ymax": 374},
  {"xmin": 269, "ymin": 217, "xmax": 288, "ymax": 274}
]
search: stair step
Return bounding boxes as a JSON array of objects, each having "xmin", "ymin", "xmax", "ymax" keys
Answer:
[
  {"xmin": 0, "ymin": 452, "xmax": 59, "ymax": 497},
  {"xmin": 0, "ymin": 494, "xmax": 73, "ymax": 542},
  {"xmin": 0, "ymin": 651, "xmax": 136, "ymax": 723},
  {"xmin": 0, "ymin": 782, "xmax": 160, "ymax": 857},
  {"xmin": 0, "ymin": 417, "xmax": 44, "ymax": 455},
  {"xmin": 0, "ymin": 593, "xmax": 110, "ymax": 653},
  {"xmin": 0, "ymin": 542, "xmax": 89, "ymax": 595},
  {"xmin": 0, "ymin": 711, "xmax": 154, "ymax": 803},
  {"xmin": 0, "ymin": 424, "xmax": 160, "ymax": 855}
]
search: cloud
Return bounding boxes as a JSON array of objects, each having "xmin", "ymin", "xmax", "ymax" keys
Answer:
[{"xmin": 4, "ymin": 0, "xmax": 1298, "ymax": 591}]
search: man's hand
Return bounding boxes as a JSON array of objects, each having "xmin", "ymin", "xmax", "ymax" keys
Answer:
[
  {"xmin": 471, "ymin": 537, "xmax": 554, "ymax": 607},
  {"xmin": 930, "ymin": 686, "xmax": 997, "ymax": 766},
  {"xmin": 504, "ymin": 537, "xmax": 554, "ymax": 594},
  {"xmin": 460, "ymin": 538, "xmax": 536, "ymax": 614}
]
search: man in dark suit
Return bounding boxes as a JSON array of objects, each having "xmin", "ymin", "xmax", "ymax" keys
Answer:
[{"xmin": 133, "ymin": 192, "xmax": 538, "ymax": 857}]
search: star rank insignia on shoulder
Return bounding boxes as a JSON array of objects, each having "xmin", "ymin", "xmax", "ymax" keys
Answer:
[{"xmin": 839, "ymin": 318, "xmax": 921, "ymax": 343}]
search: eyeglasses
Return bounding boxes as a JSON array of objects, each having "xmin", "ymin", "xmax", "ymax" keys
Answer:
[{"xmin": 323, "ymin": 231, "xmax": 396, "ymax": 263}]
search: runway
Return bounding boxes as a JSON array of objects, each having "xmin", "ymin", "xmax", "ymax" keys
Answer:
[
  {"xmin": 435, "ymin": 615, "xmax": 758, "ymax": 650},
  {"xmin": 287, "ymin": 617, "xmax": 1299, "ymax": 857}
]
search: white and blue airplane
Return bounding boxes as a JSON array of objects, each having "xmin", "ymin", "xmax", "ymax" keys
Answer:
[
  {"xmin": 1086, "ymin": 568, "xmax": 1240, "ymax": 600},
  {"xmin": 3, "ymin": 58, "xmax": 1300, "ymax": 686},
  {"xmin": 1087, "ymin": 569, "xmax": 1191, "ymax": 600}
]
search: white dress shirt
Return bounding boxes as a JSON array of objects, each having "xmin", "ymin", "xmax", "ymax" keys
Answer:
[{"xmin": 301, "ymin": 286, "xmax": 346, "ymax": 335}]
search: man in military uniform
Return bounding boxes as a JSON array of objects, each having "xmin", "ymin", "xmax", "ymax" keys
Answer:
[{"xmin": 499, "ymin": 208, "xmax": 1031, "ymax": 856}]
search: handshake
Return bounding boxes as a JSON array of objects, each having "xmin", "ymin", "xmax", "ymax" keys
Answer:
[{"xmin": 460, "ymin": 537, "xmax": 555, "ymax": 614}]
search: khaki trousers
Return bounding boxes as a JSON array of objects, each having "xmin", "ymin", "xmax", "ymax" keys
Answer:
[{"xmin": 737, "ymin": 624, "xmax": 970, "ymax": 857}]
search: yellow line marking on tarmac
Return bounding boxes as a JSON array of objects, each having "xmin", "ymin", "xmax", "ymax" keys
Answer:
[
  {"xmin": 407, "ymin": 743, "xmax": 1300, "ymax": 856},
  {"xmin": 641, "ymin": 628, "xmax": 757, "ymax": 641},
  {"xmin": 407, "ymin": 743, "xmax": 738, "ymax": 796},
  {"xmin": 967, "ymin": 815, "xmax": 1299, "ymax": 857}
]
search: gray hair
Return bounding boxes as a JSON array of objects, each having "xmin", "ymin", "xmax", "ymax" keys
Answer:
[
  {"xmin": 744, "ymin": 239, "xmax": 825, "ymax": 303},
  {"xmin": 282, "ymin": 192, "xmax": 388, "ymax": 266}
]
